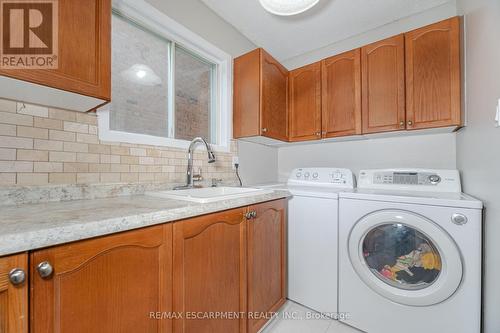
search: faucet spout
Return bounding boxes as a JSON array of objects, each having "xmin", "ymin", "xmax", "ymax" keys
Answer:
[{"xmin": 175, "ymin": 137, "xmax": 216, "ymax": 190}]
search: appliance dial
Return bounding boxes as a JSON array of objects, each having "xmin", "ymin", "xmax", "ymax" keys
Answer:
[
  {"xmin": 451, "ymin": 213, "xmax": 468, "ymax": 225},
  {"xmin": 428, "ymin": 174, "xmax": 441, "ymax": 184},
  {"xmin": 296, "ymin": 172, "xmax": 302, "ymax": 178},
  {"xmin": 304, "ymin": 172, "xmax": 310, "ymax": 178},
  {"xmin": 312, "ymin": 172, "xmax": 318, "ymax": 179}
]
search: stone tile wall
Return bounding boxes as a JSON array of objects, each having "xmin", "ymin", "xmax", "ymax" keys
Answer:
[{"xmin": 0, "ymin": 99, "xmax": 237, "ymax": 187}]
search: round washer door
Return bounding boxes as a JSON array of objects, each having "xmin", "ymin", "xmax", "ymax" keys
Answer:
[{"xmin": 348, "ymin": 210, "xmax": 463, "ymax": 306}]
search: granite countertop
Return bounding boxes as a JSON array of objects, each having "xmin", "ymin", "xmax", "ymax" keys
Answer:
[{"xmin": 0, "ymin": 190, "xmax": 290, "ymax": 257}]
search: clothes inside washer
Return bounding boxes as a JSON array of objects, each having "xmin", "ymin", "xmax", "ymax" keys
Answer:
[
  {"xmin": 363, "ymin": 224, "xmax": 442, "ymax": 287},
  {"xmin": 396, "ymin": 267, "xmax": 440, "ymax": 284}
]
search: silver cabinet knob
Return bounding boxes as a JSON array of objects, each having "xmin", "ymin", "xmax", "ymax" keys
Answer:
[
  {"xmin": 451, "ymin": 213, "xmax": 468, "ymax": 225},
  {"xmin": 261, "ymin": 128, "xmax": 268, "ymax": 133},
  {"xmin": 407, "ymin": 120, "xmax": 413, "ymax": 126},
  {"xmin": 315, "ymin": 131, "xmax": 321, "ymax": 136},
  {"xmin": 8, "ymin": 268, "xmax": 26, "ymax": 286},
  {"xmin": 37, "ymin": 261, "xmax": 54, "ymax": 279},
  {"xmin": 245, "ymin": 211, "xmax": 257, "ymax": 220}
]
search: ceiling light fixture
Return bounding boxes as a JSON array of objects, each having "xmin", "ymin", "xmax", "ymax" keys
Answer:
[
  {"xmin": 259, "ymin": 0, "xmax": 320, "ymax": 16},
  {"xmin": 120, "ymin": 64, "xmax": 162, "ymax": 86}
]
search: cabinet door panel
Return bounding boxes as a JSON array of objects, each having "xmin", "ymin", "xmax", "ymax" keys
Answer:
[
  {"xmin": 0, "ymin": 253, "xmax": 28, "ymax": 333},
  {"xmin": 405, "ymin": 17, "xmax": 461, "ymax": 129},
  {"xmin": 0, "ymin": 0, "xmax": 111, "ymax": 101},
  {"xmin": 233, "ymin": 49, "xmax": 261, "ymax": 138},
  {"xmin": 289, "ymin": 62, "xmax": 322, "ymax": 142},
  {"xmin": 261, "ymin": 50, "xmax": 289, "ymax": 141},
  {"xmin": 173, "ymin": 208, "xmax": 247, "ymax": 333},
  {"xmin": 362, "ymin": 35, "xmax": 406, "ymax": 133},
  {"xmin": 322, "ymin": 49, "xmax": 361, "ymax": 138},
  {"xmin": 31, "ymin": 225, "xmax": 172, "ymax": 333},
  {"xmin": 247, "ymin": 200, "xmax": 287, "ymax": 333}
]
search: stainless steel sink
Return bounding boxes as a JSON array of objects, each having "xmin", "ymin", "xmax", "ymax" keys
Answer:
[{"xmin": 145, "ymin": 187, "xmax": 273, "ymax": 203}]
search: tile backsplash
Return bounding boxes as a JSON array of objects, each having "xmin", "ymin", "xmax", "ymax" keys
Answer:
[{"xmin": 0, "ymin": 99, "xmax": 238, "ymax": 188}]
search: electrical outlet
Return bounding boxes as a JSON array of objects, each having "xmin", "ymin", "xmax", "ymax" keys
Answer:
[{"xmin": 232, "ymin": 156, "xmax": 239, "ymax": 170}]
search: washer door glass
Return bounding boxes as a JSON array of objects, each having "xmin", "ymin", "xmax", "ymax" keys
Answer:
[
  {"xmin": 348, "ymin": 210, "xmax": 463, "ymax": 306},
  {"xmin": 363, "ymin": 224, "xmax": 442, "ymax": 290}
]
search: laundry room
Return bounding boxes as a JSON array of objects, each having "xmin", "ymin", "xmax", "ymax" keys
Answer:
[{"xmin": 0, "ymin": 0, "xmax": 498, "ymax": 333}]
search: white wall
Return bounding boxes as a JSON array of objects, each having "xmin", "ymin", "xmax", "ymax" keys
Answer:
[
  {"xmin": 237, "ymin": 141, "xmax": 279, "ymax": 185},
  {"xmin": 282, "ymin": 2, "xmax": 457, "ymax": 69},
  {"xmin": 145, "ymin": 0, "xmax": 255, "ymax": 57},
  {"xmin": 455, "ymin": 0, "xmax": 500, "ymax": 332},
  {"xmin": 278, "ymin": 133, "xmax": 457, "ymax": 181}
]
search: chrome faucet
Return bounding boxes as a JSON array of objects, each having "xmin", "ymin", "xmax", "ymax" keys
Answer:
[{"xmin": 174, "ymin": 137, "xmax": 216, "ymax": 190}]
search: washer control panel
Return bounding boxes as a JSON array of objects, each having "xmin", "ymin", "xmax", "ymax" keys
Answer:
[
  {"xmin": 373, "ymin": 171, "xmax": 442, "ymax": 185},
  {"xmin": 287, "ymin": 168, "xmax": 355, "ymax": 188},
  {"xmin": 358, "ymin": 169, "xmax": 461, "ymax": 192}
]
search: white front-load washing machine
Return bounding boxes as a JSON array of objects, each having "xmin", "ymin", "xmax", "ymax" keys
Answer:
[
  {"xmin": 338, "ymin": 169, "xmax": 482, "ymax": 333},
  {"xmin": 257, "ymin": 167, "xmax": 355, "ymax": 315}
]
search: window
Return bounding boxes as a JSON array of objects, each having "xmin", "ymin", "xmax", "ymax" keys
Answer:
[
  {"xmin": 98, "ymin": 0, "xmax": 231, "ymax": 151},
  {"xmin": 174, "ymin": 46, "xmax": 217, "ymax": 143},
  {"xmin": 110, "ymin": 14, "xmax": 171, "ymax": 138}
]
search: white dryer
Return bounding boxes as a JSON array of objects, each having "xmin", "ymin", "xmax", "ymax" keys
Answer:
[
  {"xmin": 338, "ymin": 169, "xmax": 482, "ymax": 333},
  {"xmin": 258, "ymin": 167, "xmax": 355, "ymax": 315}
]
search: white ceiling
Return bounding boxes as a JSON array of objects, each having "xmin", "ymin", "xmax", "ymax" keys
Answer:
[{"xmin": 200, "ymin": 0, "xmax": 454, "ymax": 61}]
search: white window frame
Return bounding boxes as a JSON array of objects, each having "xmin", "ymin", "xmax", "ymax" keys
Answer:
[{"xmin": 97, "ymin": 0, "xmax": 232, "ymax": 152}]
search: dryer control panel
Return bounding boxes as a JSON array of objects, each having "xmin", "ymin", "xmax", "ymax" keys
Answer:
[
  {"xmin": 287, "ymin": 168, "xmax": 355, "ymax": 188},
  {"xmin": 358, "ymin": 169, "xmax": 461, "ymax": 192}
]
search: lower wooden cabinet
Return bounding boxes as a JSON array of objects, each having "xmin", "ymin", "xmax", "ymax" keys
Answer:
[
  {"xmin": 4, "ymin": 199, "xmax": 287, "ymax": 333},
  {"xmin": 173, "ymin": 208, "xmax": 248, "ymax": 333},
  {"xmin": 0, "ymin": 253, "xmax": 28, "ymax": 333},
  {"xmin": 30, "ymin": 225, "xmax": 173, "ymax": 333},
  {"xmin": 247, "ymin": 200, "xmax": 287, "ymax": 333},
  {"xmin": 172, "ymin": 199, "xmax": 287, "ymax": 333}
]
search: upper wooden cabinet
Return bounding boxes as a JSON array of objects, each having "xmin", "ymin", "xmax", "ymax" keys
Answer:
[
  {"xmin": 288, "ymin": 62, "xmax": 322, "ymax": 142},
  {"xmin": 247, "ymin": 200, "xmax": 287, "ymax": 333},
  {"xmin": 233, "ymin": 17, "xmax": 462, "ymax": 144},
  {"xmin": 173, "ymin": 208, "xmax": 247, "ymax": 333},
  {"xmin": 0, "ymin": 0, "xmax": 111, "ymax": 111},
  {"xmin": 405, "ymin": 17, "xmax": 461, "ymax": 130},
  {"xmin": 321, "ymin": 49, "xmax": 362, "ymax": 138},
  {"xmin": 30, "ymin": 225, "xmax": 172, "ymax": 333},
  {"xmin": 362, "ymin": 35, "xmax": 406, "ymax": 134},
  {"xmin": 234, "ymin": 48, "xmax": 289, "ymax": 141},
  {"xmin": 0, "ymin": 253, "xmax": 28, "ymax": 333}
]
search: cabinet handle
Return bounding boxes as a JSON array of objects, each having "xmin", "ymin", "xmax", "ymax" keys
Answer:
[
  {"xmin": 315, "ymin": 132, "xmax": 321, "ymax": 136},
  {"xmin": 261, "ymin": 128, "xmax": 268, "ymax": 133},
  {"xmin": 8, "ymin": 268, "xmax": 26, "ymax": 286},
  {"xmin": 399, "ymin": 120, "xmax": 405, "ymax": 128},
  {"xmin": 37, "ymin": 261, "xmax": 54, "ymax": 279},
  {"xmin": 407, "ymin": 120, "xmax": 413, "ymax": 126},
  {"xmin": 245, "ymin": 211, "xmax": 257, "ymax": 220}
]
